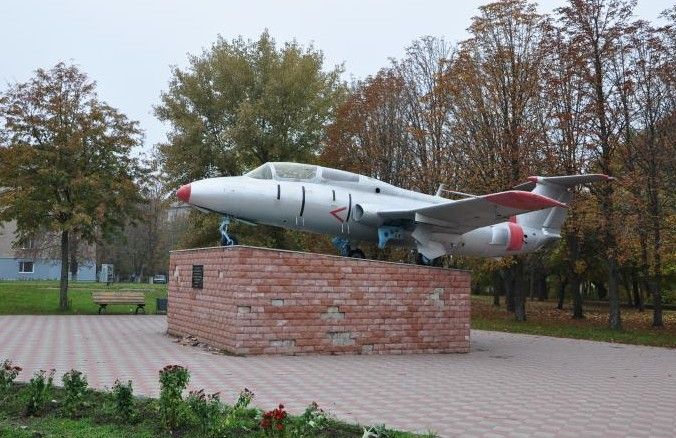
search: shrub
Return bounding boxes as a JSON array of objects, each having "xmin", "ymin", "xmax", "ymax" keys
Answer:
[
  {"xmin": 660, "ymin": 289, "xmax": 675, "ymax": 305},
  {"xmin": 62, "ymin": 369, "xmax": 89, "ymax": 417},
  {"xmin": 0, "ymin": 359, "xmax": 21, "ymax": 396},
  {"xmin": 260, "ymin": 404, "xmax": 288, "ymax": 436},
  {"xmin": 363, "ymin": 424, "xmax": 396, "ymax": 438},
  {"xmin": 186, "ymin": 389, "xmax": 222, "ymax": 437},
  {"xmin": 25, "ymin": 369, "xmax": 55, "ymax": 416},
  {"xmin": 221, "ymin": 388, "xmax": 258, "ymax": 432},
  {"xmin": 158, "ymin": 364, "xmax": 190, "ymax": 431},
  {"xmin": 112, "ymin": 379, "xmax": 134, "ymax": 422},
  {"xmin": 292, "ymin": 401, "xmax": 328, "ymax": 436},
  {"xmin": 234, "ymin": 387, "xmax": 254, "ymax": 409}
]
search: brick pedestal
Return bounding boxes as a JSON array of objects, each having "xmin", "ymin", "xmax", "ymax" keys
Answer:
[{"xmin": 167, "ymin": 246, "xmax": 470, "ymax": 355}]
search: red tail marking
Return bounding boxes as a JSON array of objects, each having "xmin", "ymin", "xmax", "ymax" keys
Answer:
[{"xmin": 484, "ymin": 191, "xmax": 566, "ymax": 210}]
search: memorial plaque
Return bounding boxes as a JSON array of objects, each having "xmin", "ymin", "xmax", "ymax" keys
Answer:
[{"xmin": 191, "ymin": 265, "xmax": 203, "ymax": 289}]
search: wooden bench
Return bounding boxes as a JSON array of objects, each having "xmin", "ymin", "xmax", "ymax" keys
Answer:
[{"xmin": 92, "ymin": 291, "xmax": 146, "ymax": 314}]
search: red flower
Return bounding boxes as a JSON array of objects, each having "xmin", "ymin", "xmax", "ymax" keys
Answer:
[{"xmin": 276, "ymin": 423, "xmax": 284, "ymax": 431}]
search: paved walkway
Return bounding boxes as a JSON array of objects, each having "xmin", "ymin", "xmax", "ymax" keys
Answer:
[{"xmin": 0, "ymin": 315, "xmax": 674, "ymax": 437}]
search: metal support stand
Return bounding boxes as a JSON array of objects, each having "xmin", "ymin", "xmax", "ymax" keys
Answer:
[
  {"xmin": 377, "ymin": 226, "xmax": 405, "ymax": 249},
  {"xmin": 331, "ymin": 236, "xmax": 351, "ymax": 257},
  {"xmin": 219, "ymin": 216, "xmax": 236, "ymax": 246}
]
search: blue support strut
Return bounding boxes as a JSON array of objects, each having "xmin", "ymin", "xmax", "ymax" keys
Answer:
[
  {"xmin": 331, "ymin": 236, "xmax": 351, "ymax": 257},
  {"xmin": 378, "ymin": 226, "xmax": 405, "ymax": 249},
  {"xmin": 219, "ymin": 216, "xmax": 235, "ymax": 246}
]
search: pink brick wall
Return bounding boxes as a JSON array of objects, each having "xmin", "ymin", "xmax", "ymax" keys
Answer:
[{"xmin": 167, "ymin": 246, "xmax": 470, "ymax": 355}]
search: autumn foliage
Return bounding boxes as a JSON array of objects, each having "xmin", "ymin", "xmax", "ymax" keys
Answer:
[{"xmin": 321, "ymin": 0, "xmax": 674, "ymax": 327}]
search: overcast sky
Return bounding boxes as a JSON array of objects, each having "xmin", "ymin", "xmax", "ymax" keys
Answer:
[{"xmin": 2, "ymin": 0, "xmax": 671, "ymax": 150}]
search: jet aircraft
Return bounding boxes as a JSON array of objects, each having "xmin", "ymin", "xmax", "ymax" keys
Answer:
[{"xmin": 176, "ymin": 162, "xmax": 610, "ymax": 264}]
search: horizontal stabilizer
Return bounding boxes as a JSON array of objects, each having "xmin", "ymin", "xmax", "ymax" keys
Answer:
[
  {"xmin": 515, "ymin": 173, "xmax": 613, "ymax": 231},
  {"xmin": 514, "ymin": 174, "xmax": 612, "ymax": 191}
]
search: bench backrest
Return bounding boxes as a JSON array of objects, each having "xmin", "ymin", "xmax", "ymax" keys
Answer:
[{"xmin": 92, "ymin": 291, "xmax": 145, "ymax": 304}]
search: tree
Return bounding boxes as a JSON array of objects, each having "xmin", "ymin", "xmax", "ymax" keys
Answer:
[
  {"xmin": 156, "ymin": 31, "xmax": 345, "ymax": 250},
  {"xmin": 622, "ymin": 20, "xmax": 674, "ymax": 325},
  {"xmin": 556, "ymin": 0, "xmax": 638, "ymax": 330},
  {"xmin": 323, "ymin": 69, "xmax": 411, "ymax": 187},
  {"xmin": 539, "ymin": 26, "xmax": 595, "ymax": 319},
  {"xmin": 611, "ymin": 20, "xmax": 652, "ymax": 313},
  {"xmin": 441, "ymin": 0, "xmax": 551, "ymax": 321},
  {"xmin": 156, "ymin": 30, "xmax": 345, "ymax": 187},
  {"xmin": 98, "ymin": 167, "xmax": 174, "ymax": 282},
  {"xmin": 0, "ymin": 63, "xmax": 145, "ymax": 310},
  {"xmin": 324, "ymin": 35, "xmax": 456, "ymax": 194},
  {"xmin": 394, "ymin": 37, "xmax": 456, "ymax": 194}
]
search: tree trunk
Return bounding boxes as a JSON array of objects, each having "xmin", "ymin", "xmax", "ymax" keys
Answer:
[
  {"xmin": 642, "ymin": 276, "xmax": 652, "ymax": 301},
  {"xmin": 651, "ymin": 224, "xmax": 663, "ymax": 326},
  {"xmin": 591, "ymin": 40, "xmax": 621, "ymax": 330},
  {"xmin": 504, "ymin": 270, "xmax": 515, "ymax": 313},
  {"xmin": 529, "ymin": 267, "xmax": 536, "ymax": 302},
  {"xmin": 598, "ymin": 183, "xmax": 621, "ymax": 328},
  {"xmin": 607, "ymin": 257, "xmax": 622, "ymax": 329},
  {"xmin": 69, "ymin": 235, "xmax": 78, "ymax": 282},
  {"xmin": 595, "ymin": 282, "xmax": 607, "ymax": 301},
  {"xmin": 492, "ymin": 270, "xmax": 503, "ymax": 307},
  {"xmin": 537, "ymin": 275, "xmax": 548, "ymax": 301},
  {"xmin": 513, "ymin": 261, "xmax": 526, "ymax": 322},
  {"xmin": 621, "ymin": 272, "xmax": 633, "ymax": 306},
  {"xmin": 632, "ymin": 275, "xmax": 644, "ymax": 312},
  {"xmin": 514, "ymin": 277, "xmax": 526, "ymax": 321},
  {"xmin": 557, "ymin": 277, "xmax": 567, "ymax": 310},
  {"xmin": 59, "ymin": 230, "xmax": 70, "ymax": 311},
  {"xmin": 650, "ymin": 277, "xmax": 663, "ymax": 327},
  {"xmin": 571, "ymin": 276, "xmax": 584, "ymax": 319},
  {"xmin": 650, "ymin": 187, "xmax": 663, "ymax": 327},
  {"xmin": 638, "ymin": 228, "xmax": 651, "ymax": 301}
]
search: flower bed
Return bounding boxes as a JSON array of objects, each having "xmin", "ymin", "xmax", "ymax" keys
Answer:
[{"xmin": 0, "ymin": 358, "xmax": 434, "ymax": 437}]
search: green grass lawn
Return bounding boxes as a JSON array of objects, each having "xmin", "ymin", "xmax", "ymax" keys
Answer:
[
  {"xmin": 0, "ymin": 415, "xmax": 158, "ymax": 438},
  {"xmin": 471, "ymin": 295, "xmax": 676, "ymax": 348},
  {"xmin": 0, "ymin": 281, "xmax": 167, "ymax": 315}
]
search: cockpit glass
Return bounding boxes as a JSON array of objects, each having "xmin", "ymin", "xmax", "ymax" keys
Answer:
[
  {"xmin": 272, "ymin": 163, "xmax": 317, "ymax": 180},
  {"xmin": 321, "ymin": 168, "xmax": 360, "ymax": 182},
  {"xmin": 246, "ymin": 164, "xmax": 273, "ymax": 180}
]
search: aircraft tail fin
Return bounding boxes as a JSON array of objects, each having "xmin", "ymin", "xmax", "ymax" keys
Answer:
[{"xmin": 515, "ymin": 174, "xmax": 612, "ymax": 234}]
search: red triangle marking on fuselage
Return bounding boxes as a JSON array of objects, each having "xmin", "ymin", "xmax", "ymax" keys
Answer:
[{"xmin": 330, "ymin": 206, "xmax": 347, "ymax": 223}]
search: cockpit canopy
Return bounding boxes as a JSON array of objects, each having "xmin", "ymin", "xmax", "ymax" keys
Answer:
[
  {"xmin": 246, "ymin": 163, "xmax": 275, "ymax": 180},
  {"xmin": 272, "ymin": 162, "xmax": 318, "ymax": 180},
  {"xmin": 246, "ymin": 162, "xmax": 360, "ymax": 183},
  {"xmin": 246, "ymin": 162, "xmax": 315, "ymax": 180}
]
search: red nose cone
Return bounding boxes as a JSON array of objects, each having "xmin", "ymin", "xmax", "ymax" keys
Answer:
[{"xmin": 176, "ymin": 184, "xmax": 191, "ymax": 203}]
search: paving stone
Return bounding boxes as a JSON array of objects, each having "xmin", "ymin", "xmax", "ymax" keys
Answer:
[{"xmin": 1, "ymin": 316, "xmax": 675, "ymax": 437}]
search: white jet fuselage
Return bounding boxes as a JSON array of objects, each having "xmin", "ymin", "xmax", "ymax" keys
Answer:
[{"xmin": 179, "ymin": 162, "xmax": 566, "ymax": 258}]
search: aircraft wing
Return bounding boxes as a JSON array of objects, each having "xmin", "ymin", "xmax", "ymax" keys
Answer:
[{"xmin": 379, "ymin": 190, "xmax": 566, "ymax": 234}]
